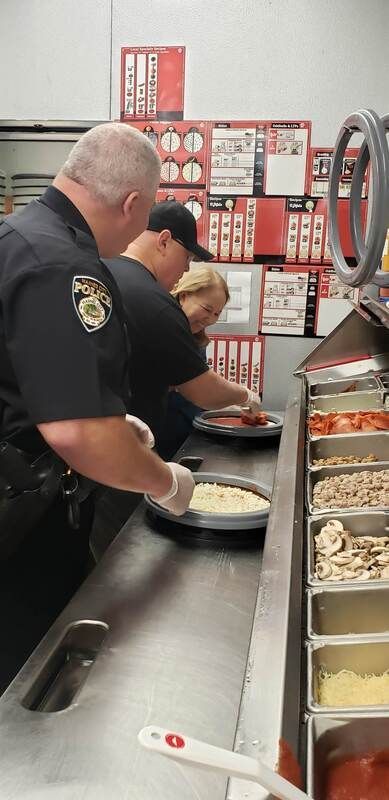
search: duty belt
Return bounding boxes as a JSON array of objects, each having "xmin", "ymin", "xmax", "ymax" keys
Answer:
[{"xmin": 0, "ymin": 441, "xmax": 93, "ymax": 558}]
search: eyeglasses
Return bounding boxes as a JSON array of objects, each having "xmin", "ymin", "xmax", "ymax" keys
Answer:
[
  {"xmin": 171, "ymin": 237, "xmax": 194, "ymax": 257},
  {"xmin": 171, "ymin": 236, "xmax": 186, "ymax": 248}
]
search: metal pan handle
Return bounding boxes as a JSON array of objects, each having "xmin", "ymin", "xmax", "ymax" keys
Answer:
[
  {"xmin": 178, "ymin": 456, "xmax": 203, "ymax": 472},
  {"xmin": 328, "ymin": 108, "xmax": 389, "ymax": 287}
]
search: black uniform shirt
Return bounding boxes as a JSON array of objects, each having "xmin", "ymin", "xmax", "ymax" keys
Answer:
[
  {"xmin": 104, "ymin": 257, "xmax": 208, "ymax": 439},
  {"xmin": 0, "ymin": 187, "xmax": 129, "ymax": 441}
]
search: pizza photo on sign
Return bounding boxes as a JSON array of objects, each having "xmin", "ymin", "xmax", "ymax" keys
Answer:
[
  {"xmin": 121, "ymin": 46, "xmax": 185, "ymax": 121},
  {"xmin": 127, "ymin": 120, "xmax": 209, "ymax": 188}
]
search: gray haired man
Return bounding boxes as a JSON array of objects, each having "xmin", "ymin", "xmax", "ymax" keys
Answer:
[{"xmin": 0, "ymin": 123, "xmax": 194, "ymax": 691}]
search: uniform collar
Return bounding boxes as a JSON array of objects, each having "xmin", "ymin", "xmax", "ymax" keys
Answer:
[{"xmin": 39, "ymin": 185, "xmax": 94, "ymax": 239}]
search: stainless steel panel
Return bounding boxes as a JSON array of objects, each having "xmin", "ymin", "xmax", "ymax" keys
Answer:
[
  {"xmin": 307, "ymin": 511, "xmax": 389, "ymax": 587},
  {"xmin": 306, "ymin": 714, "xmax": 389, "ymax": 799},
  {"xmin": 228, "ymin": 378, "xmax": 306, "ymax": 800},
  {"xmin": 307, "ymin": 585, "xmax": 389, "ymax": 640},
  {"xmin": 302, "ymin": 353, "xmax": 389, "ymax": 387},
  {"xmin": 307, "ymin": 461, "xmax": 389, "ymax": 515},
  {"xmin": 295, "ymin": 306, "xmax": 389, "ymax": 375},
  {"xmin": 307, "ymin": 431, "xmax": 389, "ymax": 469},
  {"xmin": 0, "ymin": 432, "xmax": 279, "ymax": 800},
  {"xmin": 310, "ymin": 390, "xmax": 383, "ymax": 413},
  {"xmin": 307, "ymin": 639, "xmax": 389, "ymax": 713},
  {"xmin": 310, "ymin": 376, "xmax": 380, "ymax": 397}
]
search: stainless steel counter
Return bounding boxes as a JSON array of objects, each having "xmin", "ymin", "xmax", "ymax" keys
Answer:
[{"xmin": 0, "ymin": 427, "xmax": 286, "ymax": 800}]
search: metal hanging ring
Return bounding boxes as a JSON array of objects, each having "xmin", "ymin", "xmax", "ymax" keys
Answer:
[
  {"xmin": 350, "ymin": 113, "xmax": 389, "ymax": 287},
  {"xmin": 328, "ymin": 109, "xmax": 389, "ymax": 286}
]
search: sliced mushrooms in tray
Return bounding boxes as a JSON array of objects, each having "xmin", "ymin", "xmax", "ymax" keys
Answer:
[{"xmin": 314, "ymin": 518, "xmax": 389, "ymax": 583}]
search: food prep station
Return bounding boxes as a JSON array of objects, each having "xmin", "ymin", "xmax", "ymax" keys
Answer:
[
  {"xmin": 0, "ymin": 301, "xmax": 386, "ymax": 798},
  {"xmin": 301, "ymin": 300, "xmax": 389, "ymax": 799}
]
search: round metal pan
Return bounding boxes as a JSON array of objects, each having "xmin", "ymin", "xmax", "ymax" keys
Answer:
[
  {"xmin": 193, "ymin": 409, "xmax": 283, "ymax": 438},
  {"xmin": 145, "ymin": 472, "xmax": 272, "ymax": 530}
]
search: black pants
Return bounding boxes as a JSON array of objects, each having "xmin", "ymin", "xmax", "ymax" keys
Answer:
[
  {"xmin": 91, "ymin": 487, "xmax": 141, "ymax": 561},
  {"xmin": 0, "ymin": 495, "xmax": 93, "ymax": 694}
]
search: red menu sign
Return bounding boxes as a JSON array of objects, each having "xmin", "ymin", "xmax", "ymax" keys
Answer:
[
  {"xmin": 206, "ymin": 334, "xmax": 264, "ymax": 394},
  {"xmin": 309, "ymin": 147, "xmax": 370, "ymax": 199},
  {"xmin": 120, "ymin": 46, "xmax": 185, "ymax": 121},
  {"xmin": 206, "ymin": 196, "xmax": 286, "ymax": 262},
  {"xmin": 128, "ymin": 120, "xmax": 208, "ymax": 188}
]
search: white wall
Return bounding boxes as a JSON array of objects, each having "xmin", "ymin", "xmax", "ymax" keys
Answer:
[
  {"xmin": 111, "ymin": 0, "xmax": 389, "ymax": 143},
  {"xmin": 1, "ymin": 0, "xmax": 389, "ymax": 142},
  {"xmin": 1, "ymin": 0, "xmax": 388, "ymax": 408},
  {"xmin": 0, "ymin": 0, "xmax": 111, "ymax": 120}
]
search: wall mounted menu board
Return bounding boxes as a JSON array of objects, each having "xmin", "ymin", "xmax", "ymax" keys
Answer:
[
  {"xmin": 206, "ymin": 196, "xmax": 286, "ymax": 262},
  {"xmin": 129, "ymin": 120, "xmax": 207, "ymax": 188},
  {"xmin": 315, "ymin": 267, "xmax": 359, "ymax": 337},
  {"xmin": 209, "ymin": 121, "xmax": 310, "ymax": 197},
  {"xmin": 259, "ymin": 265, "xmax": 359, "ymax": 338},
  {"xmin": 206, "ymin": 334, "xmax": 264, "ymax": 394},
  {"xmin": 266, "ymin": 121, "xmax": 310, "ymax": 196},
  {"xmin": 284, "ymin": 197, "xmax": 368, "ymax": 264},
  {"xmin": 309, "ymin": 147, "xmax": 370, "ymax": 199},
  {"xmin": 120, "ymin": 46, "xmax": 185, "ymax": 121},
  {"xmin": 260, "ymin": 265, "xmax": 320, "ymax": 337}
]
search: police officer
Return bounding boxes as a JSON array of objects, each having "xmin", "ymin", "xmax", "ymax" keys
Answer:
[{"xmin": 0, "ymin": 123, "xmax": 194, "ymax": 692}]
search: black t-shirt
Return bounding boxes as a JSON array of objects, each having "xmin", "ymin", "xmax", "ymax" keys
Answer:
[
  {"xmin": 0, "ymin": 186, "xmax": 129, "ymax": 444},
  {"xmin": 104, "ymin": 257, "xmax": 208, "ymax": 439}
]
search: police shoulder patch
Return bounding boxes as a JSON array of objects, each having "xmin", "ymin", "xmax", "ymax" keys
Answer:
[{"xmin": 72, "ymin": 276, "xmax": 112, "ymax": 333}]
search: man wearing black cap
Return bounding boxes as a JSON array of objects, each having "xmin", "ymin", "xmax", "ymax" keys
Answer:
[{"xmin": 104, "ymin": 201, "xmax": 261, "ymax": 447}]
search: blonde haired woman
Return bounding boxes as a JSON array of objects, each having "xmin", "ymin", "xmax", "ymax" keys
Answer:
[
  {"xmin": 158, "ymin": 266, "xmax": 230, "ymax": 459},
  {"xmin": 171, "ymin": 266, "xmax": 230, "ymax": 343}
]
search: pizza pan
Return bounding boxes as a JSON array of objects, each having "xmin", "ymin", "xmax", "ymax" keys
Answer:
[
  {"xmin": 144, "ymin": 472, "xmax": 272, "ymax": 530},
  {"xmin": 192, "ymin": 409, "xmax": 283, "ymax": 438}
]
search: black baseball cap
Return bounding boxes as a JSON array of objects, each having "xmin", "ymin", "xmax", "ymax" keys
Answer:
[{"xmin": 147, "ymin": 201, "xmax": 214, "ymax": 261}]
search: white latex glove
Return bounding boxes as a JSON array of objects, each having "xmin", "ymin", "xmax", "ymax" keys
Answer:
[
  {"xmin": 240, "ymin": 388, "xmax": 262, "ymax": 415},
  {"xmin": 150, "ymin": 462, "xmax": 195, "ymax": 516},
  {"xmin": 125, "ymin": 414, "xmax": 155, "ymax": 449}
]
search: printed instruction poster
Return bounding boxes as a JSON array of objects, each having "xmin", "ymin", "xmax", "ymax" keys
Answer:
[
  {"xmin": 121, "ymin": 46, "xmax": 185, "ymax": 120},
  {"xmin": 260, "ymin": 266, "xmax": 319, "ymax": 336},
  {"xmin": 315, "ymin": 268, "xmax": 359, "ymax": 336}
]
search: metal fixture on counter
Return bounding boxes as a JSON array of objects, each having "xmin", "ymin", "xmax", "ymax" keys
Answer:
[
  {"xmin": 307, "ymin": 431, "xmax": 389, "ymax": 469},
  {"xmin": 309, "ymin": 389, "xmax": 384, "ymax": 413},
  {"xmin": 306, "ymin": 715, "xmax": 389, "ymax": 798},
  {"xmin": 307, "ymin": 584, "xmax": 389, "ymax": 641},
  {"xmin": 309, "ymin": 376, "xmax": 381, "ymax": 397},
  {"xmin": 307, "ymin": 638, "xmax": 389, "ymax": 714},
  {"xmin": 328, "ymin": 109, "xmax": 389, "ymax": 287},
  {"xmin": 306, "ymin": 511, "xmax": 389, "ymax": 588}
]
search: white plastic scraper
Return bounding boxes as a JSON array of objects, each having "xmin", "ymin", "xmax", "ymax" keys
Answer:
[{"xmin": 138, "ymin": 726, "xmax": 313, "ymax": 800}]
